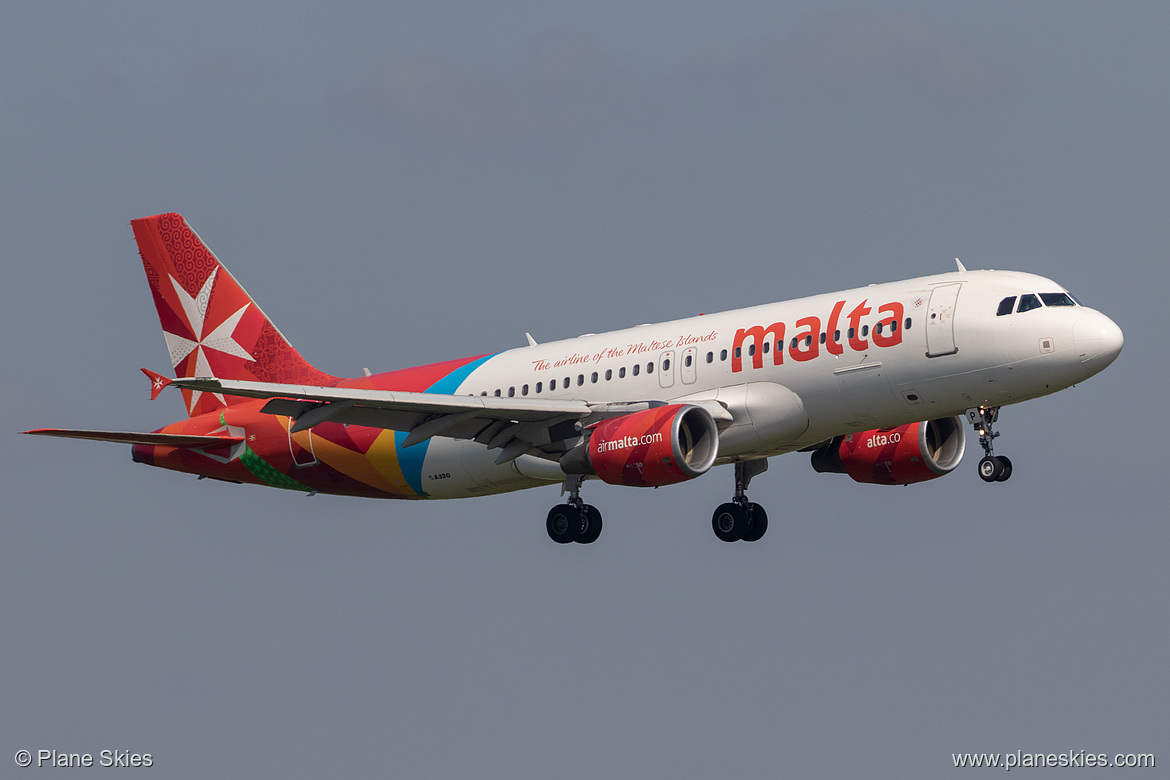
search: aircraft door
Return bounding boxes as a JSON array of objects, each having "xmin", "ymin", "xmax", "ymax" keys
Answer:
[
  {"xmin": 658, "ymin": 350, "xmax": 676, "ymax": 389},
  {"xmin": 681, "ymin": 347, "xmax": 698, "ymax": 384},
  {"xmin": 926, "ymin": 283, "xmax": 961, "ymax": 357},
  {"xmin": 287, "ymin": 417, "xmax": 318, "ymax": 467}
]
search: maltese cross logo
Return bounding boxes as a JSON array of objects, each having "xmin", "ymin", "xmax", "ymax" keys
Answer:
[{"xmin": 162, "ymin": 268, "xmax": 255, "ymax": 412}]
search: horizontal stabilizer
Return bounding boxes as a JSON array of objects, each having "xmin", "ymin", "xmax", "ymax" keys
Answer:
[
  {"xmin": 141, "ymin": 367, "xmax": 172, "ymax": 400},
  {"xmin": 22, "ymin": 428, "xmax": 245, "ymax": 448}
]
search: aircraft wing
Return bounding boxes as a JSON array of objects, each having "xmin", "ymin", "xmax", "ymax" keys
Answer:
[
  {"xmin": 171, "ymin": 378, "xmax": 593, "ymax": 420},
  {"xmin": 23, "ymin": 428, "xmax": 245, "ymax": 448},
  {"xmin": 168, "ymin": 377, "xmax": 674, "ymax": 465}
]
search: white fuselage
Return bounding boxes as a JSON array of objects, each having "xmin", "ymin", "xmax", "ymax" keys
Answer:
[{"xmin": 413, "ymin": 270, "xmax": 1122, "ymax": 498}]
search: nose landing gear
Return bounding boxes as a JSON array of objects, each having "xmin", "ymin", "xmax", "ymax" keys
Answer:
[
  {"xmin": 967, "ymin": 406, "xmax": 1013, "ymax": 482},
  {"xmin": 711, "ymin": 459, "xmax": 769, "ymax": 542}
]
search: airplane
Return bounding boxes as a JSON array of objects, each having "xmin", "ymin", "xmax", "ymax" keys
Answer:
[{"xmin": 24, "ymin": 213, "xmax": 1124, "ymax": 544}]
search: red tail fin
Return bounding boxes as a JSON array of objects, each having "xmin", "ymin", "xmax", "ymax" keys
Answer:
[{"xmin": 132, "ymin": 213, "xmax": 337, "ymax": 417}]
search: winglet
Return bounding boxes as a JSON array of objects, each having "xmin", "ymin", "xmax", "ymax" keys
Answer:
[
  {"xmin": 141, "ymin": 368, "xmax": 172, "ymax": 400},
  {"xmin": 955, "ymin": 257, "xmax": 967, "ymax": 273}
]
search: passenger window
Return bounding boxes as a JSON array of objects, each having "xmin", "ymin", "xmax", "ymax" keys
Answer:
[
  {"xmin": 706, "ymin": 352, "xmax": 713, "ymax": 363},
  {"xmin": 662, "ymin": 359, "xmax": 670, "ymax": 372},
  {"xmin": 605, "ymin": 369, "xmax": 612, "ymax": 380},
  {"xmin": 590, "ymin": 372, "xmax": 598, "ymax": 383},
  {"xmin": 748, "ymin": 344, "xmax": 756, "ymax": 356},
  {"xmin": 632, "ymin": 364, "xmax": 640, "ymax": 376},
  {"xmin": 494, "ymin": 389, "xmax": 501, "ymax": 397},
  {"xmin": 550, "ymin": 379, "xmax": 557, "ymax": 391},
  {"xmin": 734, "ymin": 347, "xmax": 741, "ymax": 359},
  {"xmin": 619, "ymin": 367, "xmax": 626, "ymax": 378},
  {"xmin": 790, "ymin": 337, "xmax": 798, "ymax": 349},
  {"xmin": 819, "ymin": 332, "xmax": 826, "ymax": 344},
  {"xmin": 684, "ymin": 354, "xmax": 692, "ymax": 367},
  {"xmin": 563, "ymin": 377, "xmax": 570, "ymax": 389},
  {"xmin": 1040, "ymin": 292, "xmax": 1076, "ymax": 307},
  {"xmin": 834, "ymin": 330, "xmax": 841, "ymax": 341},
  {"xmin": 577, "ymin": 374, "xmax": 584, "ymax": 386},
  {"xmin": 762, "ymin": 342, "xmax": 769, "ymax": 354},
  {"xmin": 890, "ymin": 320, "xmax": 897, "ymax": 332},
  {"xmin": 874, "ymin": 323, "xmax": 882, "ymax": 335},
  {"xmin": 508, "ymin": 387, "xmax": 515, "ymax": 397},
  {"xmin": 996, "ymin": 296, "xmax": 1016, "ymax": 316},
  {"xmin": 720, "ymin": 349, "xmax": 728, "ymax": 361},
  {"xmin": 647, "ymin": 362, "xmax": 654, "ymax": 374},
  {"xmin": 521, "ymin": 384, "xmax": 528, "ymax": 396},
  {"xmin": 805, "ymin": 335, "xmax": 813, "ymax": 347},
  {"xmin": 848, "ymin": 327, "xmax": 855, "ymax": 339},
  {"xmin": 535, "ymin": 382, "xmax": 542, "ymax": 393},
  {"xmin": 861, "ymin": 325, "xmax": 869, "ymax": 337},
  {"xmin": 904, "ymin": 318, "xmax": 911, "ymax": 331},
  {"xmin": 1017, "ymin": 294, "xmax": 1042, "ymax": 313}
]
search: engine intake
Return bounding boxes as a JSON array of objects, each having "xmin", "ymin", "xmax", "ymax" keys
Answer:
[
  {"xmin": 811, "ymin": 416, "xmax": 966, "ymax": 485},
  {"xmin": 561, "ymin": 404, "xmax": 719, "ymax": 487}
]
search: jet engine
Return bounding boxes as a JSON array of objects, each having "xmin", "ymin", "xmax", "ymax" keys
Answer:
[
  {"xmin": 810, "ymin": 416, "xmax": 966, "ymax": 485},
  {"xmin": 560, "ymin": 404, "xmax": 719, "ymax": 487}
]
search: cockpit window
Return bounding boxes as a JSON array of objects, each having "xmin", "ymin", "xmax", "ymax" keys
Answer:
[
  {"xmin": 1017, "ymin": 293, "xmax": 1042, "ymax": 313},
  {"xmin": 996, "ymin": 296, "xmax": 1017, "ymax": 316},
  {"xmin": 1040, "ymin": 292, "xmax": 1076, "ymax": 307}
]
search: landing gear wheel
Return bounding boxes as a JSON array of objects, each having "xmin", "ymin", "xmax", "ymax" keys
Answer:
[
  {"xmin": 969, "ymin": 407, "xmax": 1013, "ymax": 485},
  {"xmin": 547, "ymin": 504, "xmax": 580, "ymax": 544},
  {"xmin": 712, "ymin": 502, "xmax": 748, "ymax": 542},
  {"xmin": 578, "ymin": 504, "xmax": 603, "ymax": 544},
  {"xmin": 741, "ymin": 503, "xmax": 768, "ymax": 542},
  {"xmin": 978, "ymin": 455, "xmax": 1003, "ymax": 483}
]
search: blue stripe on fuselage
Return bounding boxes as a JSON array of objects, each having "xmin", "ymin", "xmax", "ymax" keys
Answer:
[{"xmin": 394, "ymin": 353, "xmax": 499, "ymax": 496}]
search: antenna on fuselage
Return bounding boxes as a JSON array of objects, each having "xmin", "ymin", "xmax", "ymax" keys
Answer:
[
  {"xmin": 955, "ymin": 258, "xmax": 967, "ymax": 273},
  {"xmin": 525, "ymin": 332, "xmax": 538, "ymax": 347}
]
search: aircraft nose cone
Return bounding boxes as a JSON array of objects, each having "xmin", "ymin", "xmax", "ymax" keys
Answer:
[{"xmin": 1073, "ymin": 313, "xmax": 1123, "ymax": 371}]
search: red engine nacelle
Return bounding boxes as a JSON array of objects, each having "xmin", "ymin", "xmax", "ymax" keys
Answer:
[
  {"xmin": 810, "ymin": 416, "xmax": 966, "ymax": 485},
  {"xmin": 562, "ymin": 404, "xmax": 720, "ymax": 487}
]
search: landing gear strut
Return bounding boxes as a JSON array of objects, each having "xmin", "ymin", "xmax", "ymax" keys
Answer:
[
  {"xmin": 967, "ymin": 406, "xmax": 1013, "ymax": 483},
  {"xmin": 712, "ymin": 459, "xmax": 769, "ymax": 542},
  {"xmin": 547, "ymin": 475, "xmax": 603, "ymax": 544}
]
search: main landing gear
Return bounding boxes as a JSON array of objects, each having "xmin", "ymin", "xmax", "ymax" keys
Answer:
[
  {"xmin": 546, "ymin": 461, "xmax": 775, "ymax": 545},
  {"xmin": 967, "ymin": 406, "xmax": 1013, "ymax": 483},
  {"xmin": 547, "ymin": 475, "xmax": 603, "ymax": 544},
  {"xmin": 711, "ymin": 459, "xmax": 769, "ymax": 543}
]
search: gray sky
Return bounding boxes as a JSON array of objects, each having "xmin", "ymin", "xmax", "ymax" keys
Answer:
[{"xmin": 2, "ymin": 2, "xmax": 1165, "ymax": 777}]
